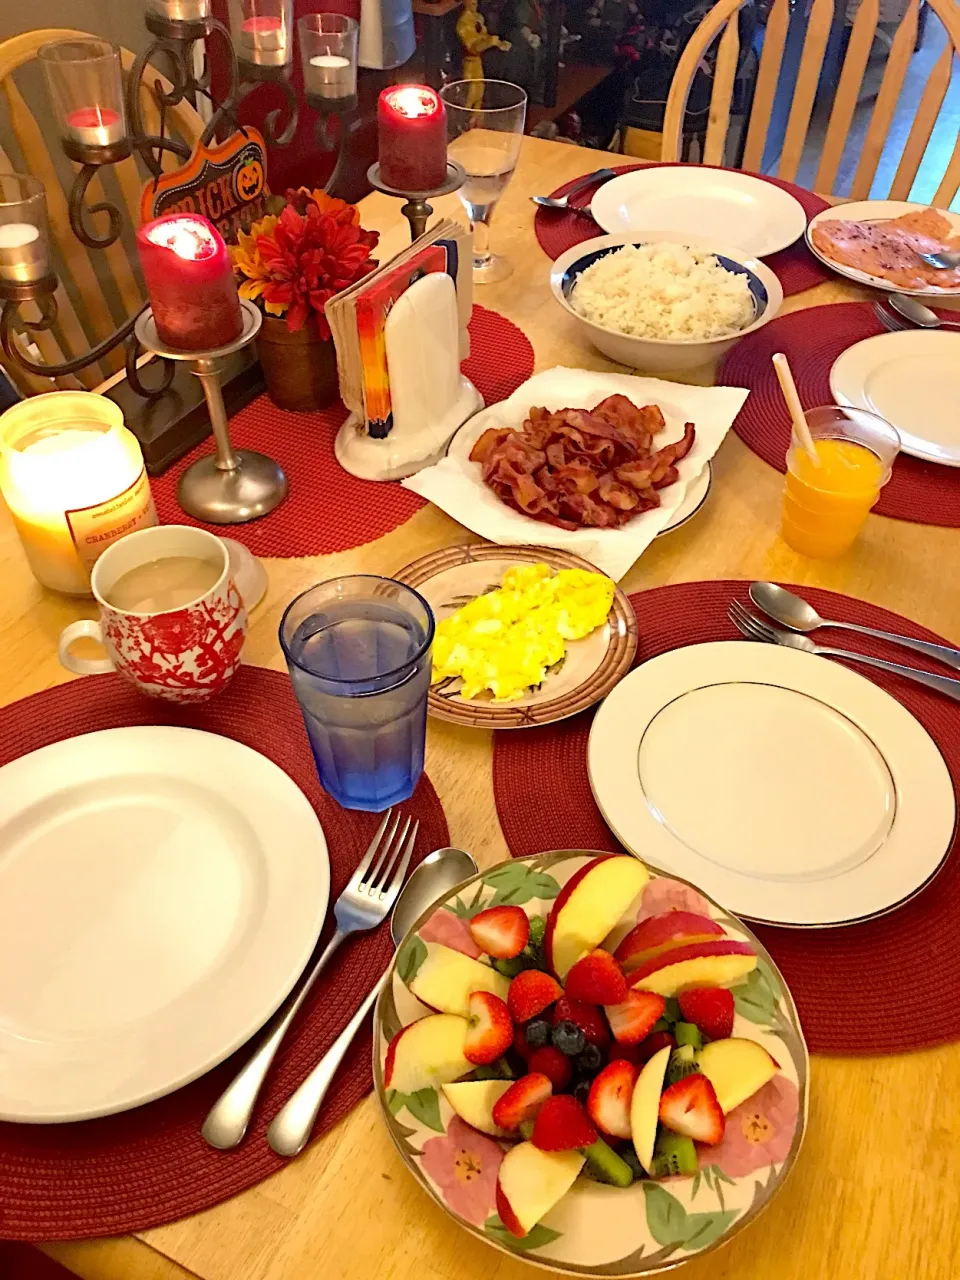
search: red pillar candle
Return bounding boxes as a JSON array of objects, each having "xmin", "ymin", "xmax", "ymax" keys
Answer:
[
  {"xmin": 377, "ymin": 85, "xmax": 448, "ymax": 192},
  {"xmin": 136, "ymin": 214, "xmax": 243, "ymax": 352}
]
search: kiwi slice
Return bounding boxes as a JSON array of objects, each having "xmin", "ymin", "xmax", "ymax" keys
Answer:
[
  {"xmin": 527, "ymin": 916, "xmax": 546, "ymax": 947},
  {"xmin": 492, "ymin": 955, "xmax": 527, "ymax": 978},
  {"xmin": 674, "ymin": 1022, "xmax": 703, "ymax": 1050},
  {"xmin": 650, "ymin": 1131, "xmax": 698, "ymax": 1178},
  {"xmin": 665, "ymin": 1044, "xmax": 700, "ymax": 1086},
  {"xmin": 519, "ymin": 1118, "xmax": 536, "ymax": 1141},
  {"xmin": 471, "ymin": 1057, "xmax": 515, "ymax": 1081},
  {"xmin": 580, "ymin": 1137, "xmax": 634, "ymax": 1187},
  {"xmin": 662, "ymin": 997, "xmax": 682, "ymax": 1024}
]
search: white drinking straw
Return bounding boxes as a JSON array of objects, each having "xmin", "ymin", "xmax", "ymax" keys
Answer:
[{"xmin": 772, "ymin": 352, "xmax": 819, "ymax": 466}]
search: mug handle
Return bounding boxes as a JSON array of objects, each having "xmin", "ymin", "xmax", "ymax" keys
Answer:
[{"xmin": 58, "ymin": 619, "xmax": 115, "ymax": 676}]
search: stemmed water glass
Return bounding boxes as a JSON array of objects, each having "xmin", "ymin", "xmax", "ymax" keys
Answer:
[{"xmin": 440, "ymin": 79, "xmax": 527, "ymax": 284}]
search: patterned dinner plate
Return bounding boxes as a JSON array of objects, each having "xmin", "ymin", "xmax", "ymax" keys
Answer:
[
  {"xmin": 373, "ymin": 851, "xmax": 808, "ymax": 1276},
  {"xmin": 393, "ymin": 545, "xmax": 637, "ymax": 729}
]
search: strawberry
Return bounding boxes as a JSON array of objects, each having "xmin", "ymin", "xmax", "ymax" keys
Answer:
[
  {"xmin": 658, "ymin": 1073, "xmax": 725, "ymax": 1145},
  {"xmin": 513, "ymin": 1024, "xmax": 533, "ymax": 1063},
  {"xmin": 552, "ymin": 996, "xmax": 611, "ymax": 1048},
  {"xmin": 508, "ymin": 970, "xmax": 563, "ymax": 1023},
  {"xmin": 492, "ymin": 1072, "xmax": 553, "ymax": 1131},
  {"xmin": 634, "ymin": 1030, "xmax": 676, "ymax": 1064},
  {"xmin": 565, "ymin": 949, "xmax": 628, "ymax": 1005},
  {"xmin": 527, "ymin": 1045, "xmax": 573, "ymax": 1090},
  {"xmin": 604, "ymin": 990, "xmax": 666, "ymax": 1044},
  {"xmin": 532, "ymin": 1095, "xmax": 598, "ymax": 1152},
  {"xmin": 678, "ymin": 987, "xmax": 735, "ymax": 1040},
  {"xmin": 470, "ymin": 905, "xmax": 530, "ymax": 959},
  {"xmin": 464, "ymin": 991, "xmax": 513, "ymax": 1065},
  {"xmin": 586, "ymin": 1059, "xmax": 637, "ymax": 1139}
]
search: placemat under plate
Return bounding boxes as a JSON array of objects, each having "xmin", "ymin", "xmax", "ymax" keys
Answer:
[
  {"xmin": 151, "ymin": 305, "xmax": 535, "ymax": 557},
  {"xmin": 533, "ymin": 163, "xmax": 832, "ymax": 297},
  {"xmin": 718, "ymin": 302, "xmax": 960, "ymax": 526},
  {"xmin": 0, "ymin": 666, "xmax": 448, "ymax": 1240},
  {"xmin": 492, "ymin": 579, "xmax": 960, "ymax": 1056}
]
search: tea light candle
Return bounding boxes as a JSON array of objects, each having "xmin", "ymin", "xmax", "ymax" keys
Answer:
[
  {"xmin": 136, "ymin": 214, "xmax": 243, "ymax": 352},
  {"xmin": 64, "ymin": 105, "xmax": 125, "ymax": 148},
  {"xmin": 306, "ymin": 55, "xmax": 353, "ymax": 101},
  {"xmin": 378, "ymin": 86, "xmax": 447, "ymax": 192},
  {"xmin": 151, "ymin": 0, "xmax": 211, "ymax": 21},
  {"xmin": 0, "ymin": 222, "xmax": 47, "ymax": 283},
  {"xmin": 0, "ymin": 392, "xmax": 157, "ymax": 595},
  {"xmin": 239, "ymin": 14, "xmax": 289, "ymax": 64}
]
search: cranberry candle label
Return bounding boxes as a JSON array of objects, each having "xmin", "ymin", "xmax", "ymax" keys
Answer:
[
  {"xmin": 139, "ymin": 129, "xmax": 269, "ymax": 243},
  {"xmin": 65, "ymin": 468, "xmax": 157, "ymax": 572}
]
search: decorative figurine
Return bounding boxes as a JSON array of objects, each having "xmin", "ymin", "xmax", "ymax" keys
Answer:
[{"xmin": 457, "ymin": 0, "xmax": 511, "ymax": 108}]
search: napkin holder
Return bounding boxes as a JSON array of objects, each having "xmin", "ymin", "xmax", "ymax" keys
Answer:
[{"xmin": 335, "ymin": 272, "xmax": 482, "ymax": 481}]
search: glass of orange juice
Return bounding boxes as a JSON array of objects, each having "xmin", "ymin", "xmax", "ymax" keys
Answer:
[{"xmin": 782, "ymin": 406, "xmax": 900, "ymax": 558}]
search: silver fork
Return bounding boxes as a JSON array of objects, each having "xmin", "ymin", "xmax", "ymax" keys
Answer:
[
  {"xmin": 728, "ymin": 600, "xmax": 960, "ymax": 703},
  {"xmin": 873, "ymin": 301, "xmax": 909, "ymax": 332},
  {"xmin": 919, "ymin": 249, "xmax": 960, "ymax": 271},
  {"xmin": 202, "ymin": 810, "xmax": 418, "ymax": 1150}
]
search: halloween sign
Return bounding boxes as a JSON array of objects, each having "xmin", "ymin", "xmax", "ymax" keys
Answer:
[{"xmin": 140, "ymin": 129, "xmax": 269, "ymax": 244}]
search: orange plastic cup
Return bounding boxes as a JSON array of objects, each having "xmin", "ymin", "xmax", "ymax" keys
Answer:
[{"xmin": 782, "ymin": 406, "xmax": 901, "ymax": 558}]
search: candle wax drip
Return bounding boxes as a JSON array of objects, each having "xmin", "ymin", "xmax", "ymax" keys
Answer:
[
  {"xmin": 146, "ymin": 218, "xmax": 218, "ymax": 261},
  {"xmin": 386, "ymin": 87, "xmax": 439, "ymax": 118}
]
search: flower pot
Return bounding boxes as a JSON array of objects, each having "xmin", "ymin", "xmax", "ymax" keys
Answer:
[{"xmin": 256, "ymin": 313, "xmax": 340, "ymax": 412}]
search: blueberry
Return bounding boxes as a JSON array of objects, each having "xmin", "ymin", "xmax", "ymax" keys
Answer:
[
  {"xmin": 574, "ymin": 1043, "xmax": 604, "ymax": 1075},
  {"xmin": 620, "ymin": 1148, "xmax": 646, "ymax": 1180},
  {"xmin": 552, "ymin": 1019, "xmax": 586, "ymax": 1056},
  {"xmin": 573, "ymin": 1078, "xmax": 591, "ymax": 1104},
  {"xmin": 524, "ymin": 1018, "xmax": 552, "ymax": 1049}
]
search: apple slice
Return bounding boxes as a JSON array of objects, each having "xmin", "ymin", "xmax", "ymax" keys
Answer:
[
  {"xmin": 698, "ymin": 1038, "xmax": 778, "ymax": 1113},
  {"xmin": 496, "ymin": 1141, "xmax": 585, "ymax": 1238},
  {"xmin": 384, "ymin": 1014, "xmax": 471, "ymax": 1094},
  {"xmin": 628, "ymin": 940, "xmax": 757, "ymax": 997},
  {"xmin": 630, "ymin": 1044, "xmax": 671, "ymax": 1174},
  {"xmin": 615, "ymin": 911, "xmax": 725, "ymax": 974},
  {"xmin": 545, "ymin": 855, "xmax": 649, "ymax": 981},
  {"xmin": 408, "ymin": 941, "xmax": 511, "ymax": 1016},
  {"xmin": 442, "ymin": 1080, "xmax": 513, "ymax": 1136}
]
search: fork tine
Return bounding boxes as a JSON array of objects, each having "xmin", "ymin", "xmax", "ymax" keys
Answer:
[
  {"xmin": 728, "ymin": 601, "xmax": 776, "ymax": 642},
  {"xmin": 365, "ymin": 811, "xmax": 402, "ymax": 886},
  {"xmin": 369, "ymin": 815, "xmax": 412, "ymax": 894},
  {"xmin": 350, "ymin": 808, "xmax": 393, "ymax": 887},
  {"xmin": 874, "ymin": 303, "xmax": 906, "ymax": 332},
  {"xmin": 378, "ymin": 819, "xmax": 419, "ymax": 908}
]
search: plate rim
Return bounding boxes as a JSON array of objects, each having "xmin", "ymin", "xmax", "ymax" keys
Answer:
[
  {"xmin": 392, "ymin": 544, "xmax": 638, "ymax": 729},
  {"xmin": 829, "ymin": 328, "xmax": 960, "ymax": 466},
  {"xmin": 0, "ymin": 724, "xmax": 330, "ymax": 1123},
  {"xmin": 805, "ymin": 199, "xmax": 960, "ymax": 296},
  {"xmin": 590, "ymin": 167, "xmax": 808, "ymax": 258},
  {"xmin": 372, "ymin": 850, "xmax": 809, "ymax": 1277},
  {"xmin": 586, "ymin": 641, "xmax": 956, "ymax": 927}
]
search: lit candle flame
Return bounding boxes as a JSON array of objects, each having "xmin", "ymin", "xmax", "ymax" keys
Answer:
[
  {"xmin": 146, "ymin": 218, "xmax": 217, "ymax": 262},
  {"xmin": 386, "ymin": 86, "xmax": 439, "ymax": 118}
]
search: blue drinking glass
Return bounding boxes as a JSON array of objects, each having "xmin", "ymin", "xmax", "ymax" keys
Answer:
[{"xmin": 279, "ymin": 575, "xmax": 435, "ymax": 812}]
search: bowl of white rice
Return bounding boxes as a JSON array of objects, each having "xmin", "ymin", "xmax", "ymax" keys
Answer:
[{"xmin": 550, "ymin": 232, "xmax": 783, "ymax": 372}]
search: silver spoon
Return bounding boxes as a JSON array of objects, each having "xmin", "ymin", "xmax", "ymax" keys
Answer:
[
  {"xmin": 531, "ymin": 167, "xmax": 616, "ymax": 212},
  {"xmin": 266, "ymin": 846, "xmax": 478, "ymax": 1157},
  {"xmin": 749, "ymin": 582, "xmax": 960, "ymax": 673},
  {"xmin": 889, "ymin": 294, "xmax": 960, "ymax": 331}
]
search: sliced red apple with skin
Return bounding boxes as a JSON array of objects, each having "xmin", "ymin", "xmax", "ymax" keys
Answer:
[
  {"xmin": 384, "ymin": 1014, "xmax": 471, "ymax": 1094},
  {"xmin": 408, "ymin": 941, "xmax": 511, "ymax": 1016},
  {"xmin": 496, "ymin": 1141, "xmax": 585, "ymax": 1238},
  {"xmin": 615, "ymin": 911, "xmax": 725, "ymax": 974},
  {"xmin": 442, "ymin": 1080, "xmax": 513, "ymax": 1137},
  {"xmin": 698, "ymin": 1038, "xmax": 778, "ymax": 1113},
  {"xmin": 630, "ymin": 1044, "xmax": 671, "ymax": 1174},
  {"xmin": 545, "ymin": 855, "xmax": 649, "ymax": 981},
  {"xmin": 628, "ymin": 940, "xmax": 757, "ymax": 997}
]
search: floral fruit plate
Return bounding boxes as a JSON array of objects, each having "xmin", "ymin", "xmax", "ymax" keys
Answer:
[{"xmin": 373, "ymin": 851, "xmax": 808, "ymax": 1276}]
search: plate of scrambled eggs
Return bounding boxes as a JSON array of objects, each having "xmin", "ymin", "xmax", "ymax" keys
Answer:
[{"xmin": 393, "ymin": 545, "xmax": 638, "ymax": 729}]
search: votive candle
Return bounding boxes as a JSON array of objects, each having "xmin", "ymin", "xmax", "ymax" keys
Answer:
[
  {"xmin": 64, "ymin": 105, "xmax": 124, "ymax": 148},
  {"xmin": 136, "ymin": 214, "xmax": 243, "ymax": 352},
  {"xmin": 377, "ymin": 85, "xmax": 448, "ymax": 192}
]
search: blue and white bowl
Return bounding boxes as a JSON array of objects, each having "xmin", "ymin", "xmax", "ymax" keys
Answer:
[{"xmin": 550, "ymin": 232, "xmax": 783, "ymax": 373}]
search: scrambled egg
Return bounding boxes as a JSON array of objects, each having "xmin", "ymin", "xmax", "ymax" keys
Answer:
[{"xmin": 432, "ymin": 563, "xmax": 615, "ymax": 702}]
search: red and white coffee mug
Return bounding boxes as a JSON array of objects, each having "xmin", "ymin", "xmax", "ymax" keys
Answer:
[{"xmin": 58, "ymin": 525, "xmax": 248, "ymax": 703}]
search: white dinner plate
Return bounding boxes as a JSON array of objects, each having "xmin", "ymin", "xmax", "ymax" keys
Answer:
[
  {"xmin": 590, "ymin": 168, "xmax": 808, "ymax": 258},
  {"xmin": 587, "ymin": 642, "xmax": 955, "ymax": 926},
  {"xmin": 0, "ymin": 726, "xmax": 329, "ymax": 1122},
  {"xmin": 831, "ymin": 330, "xmax": 960, "ymax": 467},
  {"xmin": 806, "ymin": 200, "xmax": 960, "ymax": 299}
]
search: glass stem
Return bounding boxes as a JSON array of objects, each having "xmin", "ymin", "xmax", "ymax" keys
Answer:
[{"xmin": 471, "ymin": 216, "xmax": 492, "ymax": 268}]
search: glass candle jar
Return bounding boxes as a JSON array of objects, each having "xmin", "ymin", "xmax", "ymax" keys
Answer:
[
  {"xmin": 0, "ymin": 393, "xmax": 158, "ymax": 595},
  {"xmin": 0, "ymin": 174, "xmax": 49, "ymax": 285},
  {"xmin": 299, "ymin": 14, "xmax": 359, "ymax": 110},
  {"xmin": 230, "ymin": 0, "xmax": 293, "ymax": 67},
  {"xmin": 38, "ymin": 39, "xmax": 127, "ymax": 151}
]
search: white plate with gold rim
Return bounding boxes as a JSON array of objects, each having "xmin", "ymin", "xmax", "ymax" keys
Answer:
[
  {"xmin": 0, "ymin": 726, "xmax": 329, "ymax": 1122},
  {"xmin": 587, "ymin": 642, "xmax": 955, "ymax": 926}
]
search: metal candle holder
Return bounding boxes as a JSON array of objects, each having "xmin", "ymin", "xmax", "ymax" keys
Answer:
[
  {"xmin": 366, "ymin": 161, "xmax": 465, "ymax": 241},
  {"xmin": 135, "ymin": 298, "xmax": 288, "ymax": 523}
]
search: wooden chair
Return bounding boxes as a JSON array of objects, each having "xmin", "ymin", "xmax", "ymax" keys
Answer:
[
  {"xmin": 661, "ymin": 0, "xmax": 960, "ymax": 202},
  {"xmin": 0, "ymin": 28, "xmax": 204, "ymax": 394}
]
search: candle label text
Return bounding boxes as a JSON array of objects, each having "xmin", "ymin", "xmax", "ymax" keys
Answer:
[
  {"xmin": 65, "ymin": 469, "xmax": 158, "ymax": 573},
  {"xmin": 140, "ymin": 129, "xmax": 270, "ymax": 244}
]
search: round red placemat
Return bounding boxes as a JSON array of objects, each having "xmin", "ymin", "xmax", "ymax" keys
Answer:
[
  {"xmin": 719, "ymin": 302, "xmax": 960, "ymax": 526},
  {"xmin": 150, "ymin": 305, "xmax": 535, "ymax": 558},
  {"xmin": 493, "ymin": 579, "xmax": 960, "ymax": 1057},
  {"xmin": 0, "ymin": 666, "xmax": 448, "ymax": 1241},
  {"xmin": 533, "ymin": 163, "xmax": 832, "ymax": 297}
]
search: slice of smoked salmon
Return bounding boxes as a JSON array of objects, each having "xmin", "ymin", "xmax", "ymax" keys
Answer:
[{"xmin": 811, "ymin": 208, "xmax": 960, "ymax": 290}]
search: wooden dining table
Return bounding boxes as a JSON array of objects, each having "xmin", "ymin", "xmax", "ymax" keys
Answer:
[{"xmin": 8, "ymin": 135, "xmax": 958, "ymax": 1280}]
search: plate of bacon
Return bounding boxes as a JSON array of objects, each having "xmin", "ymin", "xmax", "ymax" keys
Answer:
[
  {"xmin": 807, "ymin": 201, "xmax": 960, "ymax": 297},
  {"xmin": 403, "ymin": 368, "xmax": 748, "ymax": 580}
]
